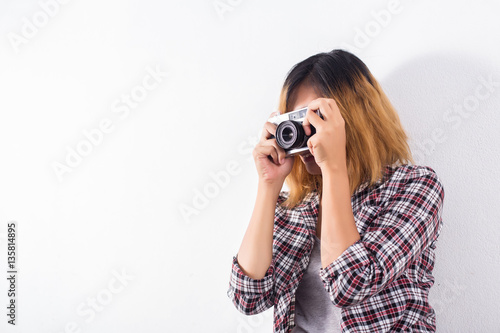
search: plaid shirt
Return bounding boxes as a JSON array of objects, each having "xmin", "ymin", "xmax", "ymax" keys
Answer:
[{"xmin": 227, "ymin": 164, "xmax": 445, "ymax": 332}]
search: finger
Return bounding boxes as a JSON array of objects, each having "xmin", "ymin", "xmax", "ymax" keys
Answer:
[
  {"xmin": 308, "ymin": 98, "xmax": 340, "ymax": 121},
  {"xmin": 307, "ymin": 137, "xmax": 315, "ymax": 156},
  {"xmin": 261, "ymin": 139, "xmax": 286, "ymax": 164},
  {"xmin": 265, "ymin": 110, "xmax": 281, "ymax": 125},
  {"xmin": 256, "ymin": 144, "xmax": 279, "ymax": 164},
  {"xmin": 302, "ymin": 108, "xmax": 324, "ymax": 136},
  {"xmin": 260, "ymin": 121, "xmax": 278, "ymax": 142},
  {"xmin": 269, "ymin": 109, "xmax": 280, "ymax": 117},
  {"xmin": 307, "ymin": 99, "xmax": 329, "ymax": 119}
]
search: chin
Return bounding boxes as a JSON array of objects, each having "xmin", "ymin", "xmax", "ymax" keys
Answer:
[
  {"xmin": 302, "ymin": 162, "xmax": 322, "ymax": 175},
  {"xmin": 306, "ymin": 167, "xmax": 322, "ymax": 175}
]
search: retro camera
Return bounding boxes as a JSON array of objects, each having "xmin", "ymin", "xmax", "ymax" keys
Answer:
[{"xmin": 268, "ymin": 107, "xmax": 323, "ymax": 156}]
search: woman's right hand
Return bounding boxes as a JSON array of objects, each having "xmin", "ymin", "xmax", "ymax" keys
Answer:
[{"xmin": 253, "ymin": 111, "xmax": 294, "ymax": 186}]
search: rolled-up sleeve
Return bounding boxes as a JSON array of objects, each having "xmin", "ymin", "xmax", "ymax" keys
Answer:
[
  {"xmin": 227, "ymin": 254, "xmax": 275, "ymax": 315},
  {"xmin": 319, "ymin": 167, "xmax": 445, "ymax": 308},
  {"xmin": 227, "ymin": 191, "xmax": 288, "ymax": 315}
]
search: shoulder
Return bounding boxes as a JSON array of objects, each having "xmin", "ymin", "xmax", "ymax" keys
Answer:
[
  {"xmin": 395, "ymin": 164, "xmax": 443, "ymax": 187},
  {"xmin": 384, "ymin": 164, "xmax": 445, "ymax": 203}
]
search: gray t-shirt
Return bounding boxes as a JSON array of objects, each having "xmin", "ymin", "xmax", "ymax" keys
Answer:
[{"xmin": 291, "ymin": 234, "xmax": 342, "ymax": 332}]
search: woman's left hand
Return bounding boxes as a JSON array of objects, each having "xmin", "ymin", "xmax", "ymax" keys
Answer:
[{"xmin": 302, "ymin": 98, "xmax": 347, "ymax": 173}]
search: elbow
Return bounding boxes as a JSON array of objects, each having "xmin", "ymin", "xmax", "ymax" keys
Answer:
[
  {"xmin": 323, "ymin": 266, "xmax": 382, "ymax": 308},
  {"xmin": 327, "ymin": 280, "xmax": 372, "ymax": 308},
  {"xmin": 227, "ymin": 287, "xmax": 274, "ymax": 315},
  {"xmin": 227, "ymin": 255, "xmax": 276, "ymax": 315}
]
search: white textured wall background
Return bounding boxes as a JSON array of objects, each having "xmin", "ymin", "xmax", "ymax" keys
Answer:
[{"xmin": 0, "ymin": 0, "xmax": 498, "ymax": 332}]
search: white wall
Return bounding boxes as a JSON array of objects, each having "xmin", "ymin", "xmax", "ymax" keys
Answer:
[{"xmin": 0, "ymin": 0, "xmax": 498, "ymax": 332}]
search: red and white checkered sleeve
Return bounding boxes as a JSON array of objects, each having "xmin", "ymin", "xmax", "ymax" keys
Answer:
[
  {"xmin": 318, "ymin": 167, "xmax": 445, "ymax": 308},
  {"xmin": 226, "ymin": 253, "xmax": 275, "ymax": 315},
  {"xmin": 226, "ymin": 191, "xmax": 288, "ymax": 315}
]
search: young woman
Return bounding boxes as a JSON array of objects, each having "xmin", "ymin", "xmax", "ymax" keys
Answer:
[{"xmin": 227, "ymin": 49, "xmax": 445, "ymax": 332}]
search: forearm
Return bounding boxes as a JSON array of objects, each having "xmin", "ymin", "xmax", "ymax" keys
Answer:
[
  {"xmin": 320, "ymin": 166, "xmax": 360, "ymax": 269},
  {"xmin": 236, "ymin": 180, "xmax": 282, "ymax": 279}
]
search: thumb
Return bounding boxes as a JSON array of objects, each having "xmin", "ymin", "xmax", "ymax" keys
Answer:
[{"xmin": 307, "ymin": 138, "xmax": 314, "ymax": 156}]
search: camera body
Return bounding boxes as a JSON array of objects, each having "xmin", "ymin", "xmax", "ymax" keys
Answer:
[{"xmin": 268, "ymin": 107, "xmax": 323, "ymax": 156}]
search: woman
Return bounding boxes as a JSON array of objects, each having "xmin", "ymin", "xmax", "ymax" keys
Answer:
[{"xmin": 227, "ymin": 49, "xmax": 445, "ymax": 332}]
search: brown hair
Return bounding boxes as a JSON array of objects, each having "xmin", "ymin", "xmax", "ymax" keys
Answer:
[{"xmin": 278, "ymin": 49, "xmax": 414, "ymax": 208}]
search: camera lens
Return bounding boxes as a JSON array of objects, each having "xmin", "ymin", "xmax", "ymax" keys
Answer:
[{"xmin": 275, "ymin": 121, "xmax": 307, "ymax": 149}]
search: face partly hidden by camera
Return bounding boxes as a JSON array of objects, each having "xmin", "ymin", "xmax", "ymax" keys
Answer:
[{"xmin": 267, "ymin": 83, "xmax": 326, "ymax": 175}]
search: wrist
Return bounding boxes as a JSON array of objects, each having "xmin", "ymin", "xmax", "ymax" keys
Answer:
[
  {"xmin": 258, "ymin": 179, "xmax": 284, "ymax": 193},
  {"xmin": 320, "ymin": 162, "xmax": 348, "ymax": 177}
]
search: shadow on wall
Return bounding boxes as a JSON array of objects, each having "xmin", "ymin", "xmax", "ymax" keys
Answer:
[{"xmin": 381, "ymin": 54, "xmax": 500, "ymax": 331}]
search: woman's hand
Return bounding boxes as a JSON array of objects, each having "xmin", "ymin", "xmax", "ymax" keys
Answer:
[
  {"xmin": 253, "ymin": 111, "xmax": 294, "ymax": 186},
  {"xmin": 302, "ymin": 98, "xmax": 347, "ymax": 173}
]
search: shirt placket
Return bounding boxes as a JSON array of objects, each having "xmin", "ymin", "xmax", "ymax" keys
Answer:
[{"xmin": 286, "ymin": 191, "xmax": 319, "ymax": 332}]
